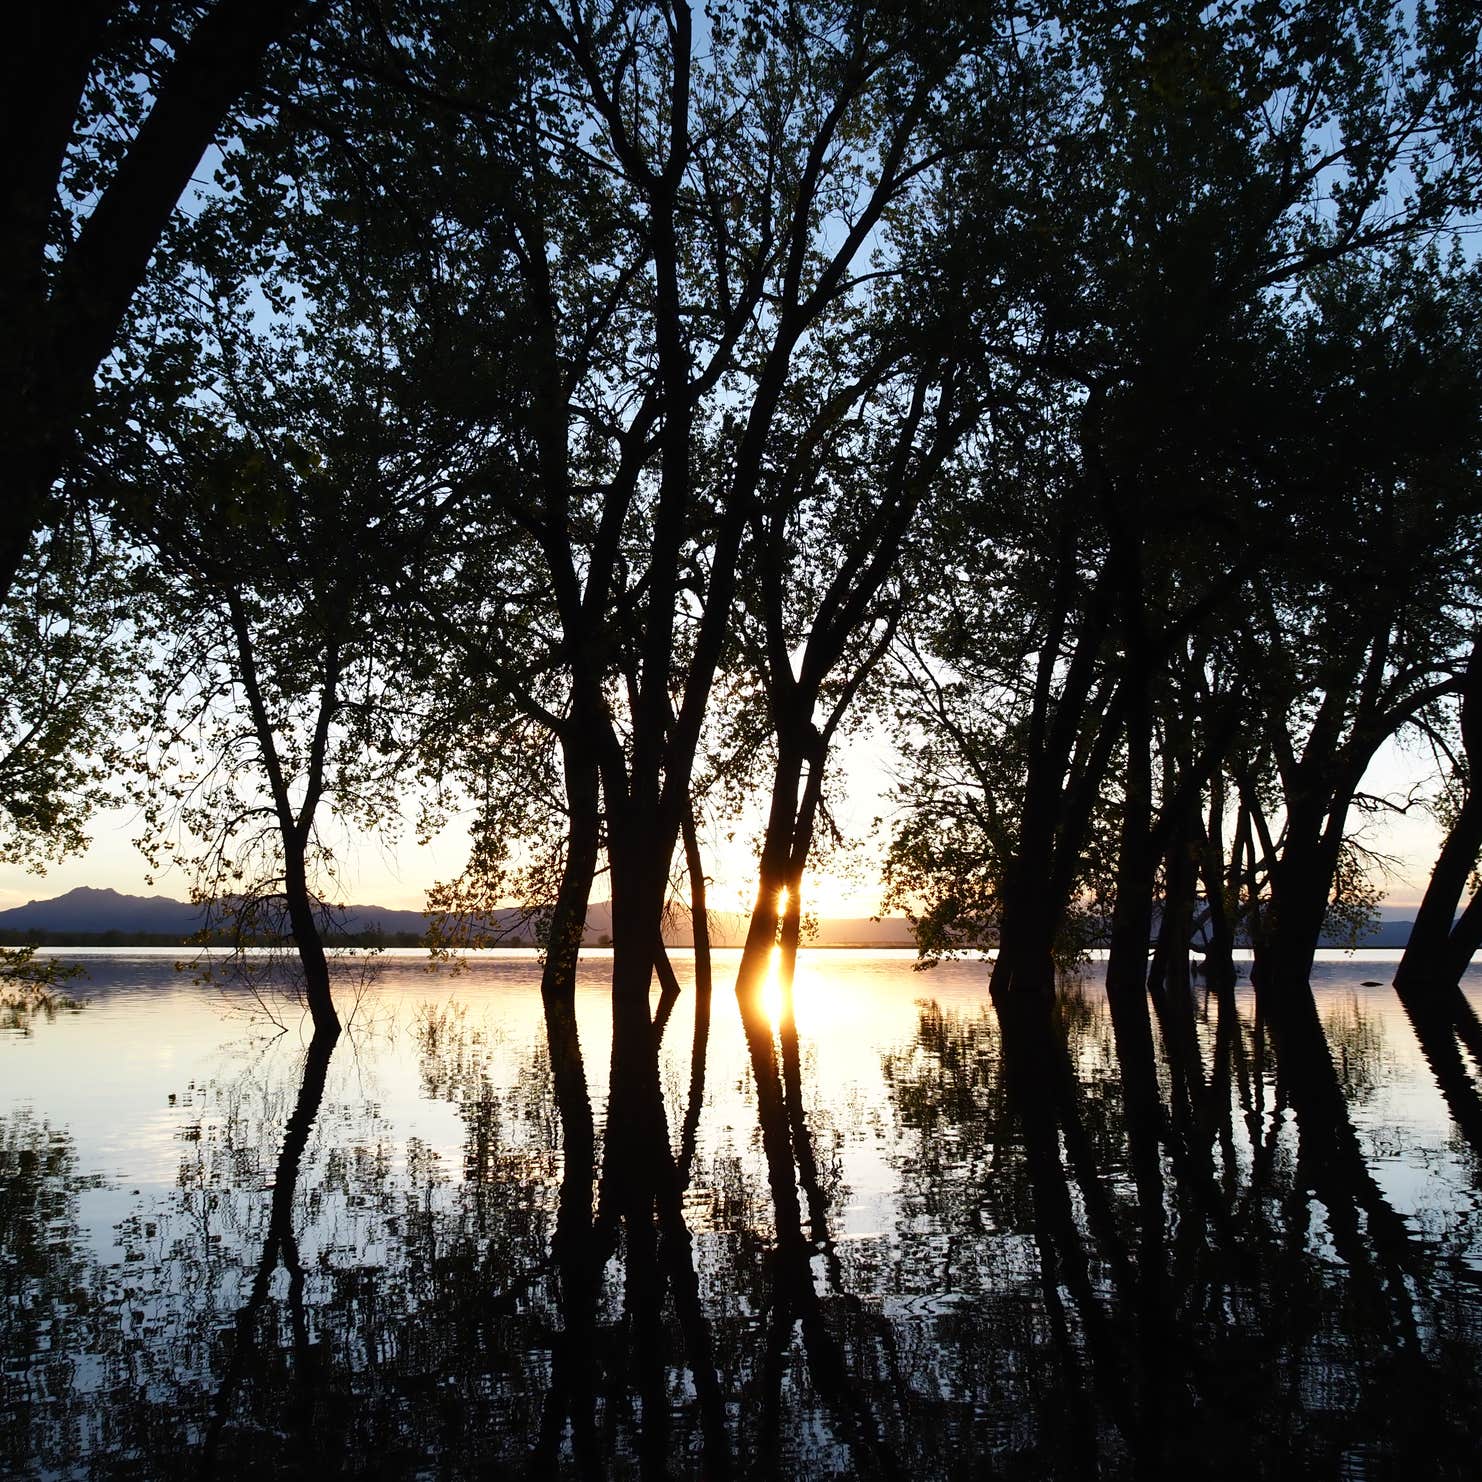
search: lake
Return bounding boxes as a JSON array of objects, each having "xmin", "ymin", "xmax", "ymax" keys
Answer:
[{"xmin": 4, "ymin": 948, "xmax": 1482, "ymax": 1478}]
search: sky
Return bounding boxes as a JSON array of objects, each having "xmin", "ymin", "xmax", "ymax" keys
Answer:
[
  {"xmin": 0, "ymin": 748, "xmax": 889, "ymax": 920},
  {"xmin": 0, "ymin": 726, "xmax": 1451, "ymax": 921}
]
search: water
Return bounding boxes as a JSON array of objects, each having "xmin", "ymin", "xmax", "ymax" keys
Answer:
[{"xmin": 3, "ymin": 949, "xmax": 1482, "ymax": 1478}]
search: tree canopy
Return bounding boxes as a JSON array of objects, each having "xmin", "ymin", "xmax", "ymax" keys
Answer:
[{"xmin": 5, "ymin": 0, "xmax": 1482, "ymax": 1029}]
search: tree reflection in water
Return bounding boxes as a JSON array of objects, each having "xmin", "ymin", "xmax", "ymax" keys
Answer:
[{"xmin": 3, "ymin": 964, "xmax": 1482, "ymax": 1478}]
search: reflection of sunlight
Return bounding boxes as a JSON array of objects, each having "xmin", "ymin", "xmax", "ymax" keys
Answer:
[{"xmin": 762, "ymin": 944, "xmax": 785, "ymax": 1031}]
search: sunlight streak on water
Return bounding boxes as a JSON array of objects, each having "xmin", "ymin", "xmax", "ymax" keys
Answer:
[
  {"xmin": 762, "ymin": 942, "xmax": 786, "ymax": 1029},
  {"xmin": 5, "ymin": 949, "xmax": 1482, "ymax": 1477}
]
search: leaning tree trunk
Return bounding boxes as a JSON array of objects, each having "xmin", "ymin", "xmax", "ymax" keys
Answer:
[
  {"xmin": 990, "ymin": 556, "xmax": 1120, "ymax": 1002},
  {"xmin": 1259, "ymin": 778, "xmax": 1352, "ymax": 995},
  {"xmin": 1396, "ymin": 638, "xmax": 1482, "ymax": 995}
]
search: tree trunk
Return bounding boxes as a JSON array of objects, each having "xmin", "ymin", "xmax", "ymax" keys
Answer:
[
  {"xmin": 540, "ymin": 734, "xmax": 602, "ymax": 1278},
  {"xmin": 2, "ymin": 0, "xmax": 308, "ymax": 602},
  {"xmin": 988, "ymin": 839, "xmax": 1062, "ymax": 1000},
  {"xmin": 1263, "ymin": 836, "xmax": 1338, "ymax": 990},
  {"xmin": 1199, "ymin": 777, "xmax": 1239, "ymax": 990},
  {"xmin": 1395, "ymin": 790, "xmax": 1482, "ymax": 992},
  {"xmin": 1397, "ymin": 639, "xmax": 1482, "ymax": 994},
  {"xmin": 1150, "ymin": 815, "xmax": 1199, "ymax": 1004},
  {"xmin": 282, "ymin": 837, "xmax": 337, "ymax": 1037},
  {"xmin": 542, "ymin": 737, "xmax": 601, "ymax": 1012}
]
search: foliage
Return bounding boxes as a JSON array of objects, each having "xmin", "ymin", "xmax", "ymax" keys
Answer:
[
  {"xmin": 0, "ymin": 518, "xmax": 141, "ymax": 869},
  {"xmin": 0, "ymin": 948, "xmax": 84, "ymax": 1035},
  {"xmin": 4, "ymin": 0, "xmax": 1481, "ymax": 999}
]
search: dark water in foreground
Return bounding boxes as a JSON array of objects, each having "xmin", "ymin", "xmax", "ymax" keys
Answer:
[{"xmin": 4, "ymin": 949, "xmax": 1482, "ymax": 1479}]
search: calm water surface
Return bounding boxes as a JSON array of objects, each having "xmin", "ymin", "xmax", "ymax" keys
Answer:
[{"xmin": 4, "ymin": 949, "xmax": 1482, "ymax": 1478}]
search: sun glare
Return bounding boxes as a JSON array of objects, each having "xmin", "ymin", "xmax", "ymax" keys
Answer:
[{"xmin": 761, "ymin": 944, "xmax": 786, "ymax": 1030}]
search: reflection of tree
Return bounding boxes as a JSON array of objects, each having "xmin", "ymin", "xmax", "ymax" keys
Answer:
[
  {"xmin": 1396, "ymin": 983, "xmax": 1482, "ymax": 1169},
  {"xmin": 0, "ymin": 1114, "xmax": 104, "ymax": 1475},
  {"xmin": 3, "ymin": 1012, "xmax": 579, "ymax": 1476},
  {"xmin": 735, "ymin": 958, "xmax": 904, "ymax": 1480},
  {"xmin": 1320, "ymin": 993, "xmax": 1391, "ymax": 1105},
  {"xmin": 202, "ymin": 1029, "xmax": 335, "ymax": 1471},
  {"xmin": 10, "ymin": 970, "xmax": 1482, "ymax": 1477},
  {"xmin": 880, "ymin": 986, "xmax": 1482, "ymax": 1477}
]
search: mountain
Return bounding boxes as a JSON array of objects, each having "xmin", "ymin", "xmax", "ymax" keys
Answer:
[
  {"xmin": 0, "ymin": 887, "xmax": 436, "ymax": 943},
  {"xmin": 1322, "ymin": 917, "xmax": 1415, "ymax": 949},
  {"xmin": 0, "ymin": 886, "xmax": 925, "ymax": 948},
  {"xmin": 0, "ymin": 886, "xmax": 204, "ymax": 936},
  {"xmin": 0, "ymin": 885, "xmax": 1419, "ymax": 950}
]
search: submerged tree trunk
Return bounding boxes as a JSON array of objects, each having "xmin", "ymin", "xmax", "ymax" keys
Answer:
[
  {"xmin": 988, "ymin": 832, "xmax": 1064, "ymax": 1000},
  {"xmin": 1396, "ymin": 639, "xmax": 1482, "ymax": 995},
  {"xmin": 542, "ymin": 734, "xmax": 602, "ymax": 1013},
  {"xmin": 282, "ymin": 839, "xmax": 338, "ymax": 1037},
  {"xmin": 1149, "ymin": 802, "xmax": 1200, "ymax": 1005},
  {"xmin": 989, "ymin": 664, "xmax": 1125, "ymax": 1002},
  {"xmin": 540, "ymin": 734, "xmax": 603, "ymax": 1270},
  {"xmin": 227, "ymin": 595, "xmax": 343, "ymax": 1037},
  {"xmin": 1199, "ymin": 777, "xmax": 1241, "ymax": 991}
]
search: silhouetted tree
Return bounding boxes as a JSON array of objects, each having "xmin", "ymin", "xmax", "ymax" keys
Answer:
[{"xmin": 2, "ymin": 0, "xmax": 314, "ymax": 602}]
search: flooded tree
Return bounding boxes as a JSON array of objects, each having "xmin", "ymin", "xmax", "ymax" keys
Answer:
[
  {"xmin": 8, "ymin": 6, "xmax": 1482, "ymax": 1478},
  {"xmin": 87, "ymin": 146, "xmax": 478, "ymax": 1032},
  {"xmin": 887, "ymin": 4, "xmax": 1482, "ymax": 1004}
]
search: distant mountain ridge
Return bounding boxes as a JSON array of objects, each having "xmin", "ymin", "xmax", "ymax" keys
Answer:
[
  {"xmin": 0, "ymin": 886, "xmax": 925, "ymax": 948},
  {"xmin": 0, "ymin": 886, "xmax": 433, "ymax": 943},
  {"xmin": 0, "ymin": 885, "xmax": 1420, "ymax": 949},
  {"xmin": 0, "ymin": 886, "xmax": 203, "ymax": 935}
]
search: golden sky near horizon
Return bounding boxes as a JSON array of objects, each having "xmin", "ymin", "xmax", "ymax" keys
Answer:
[{"xmin": 0, "ymin": 730, "xmax": 1452, "ymax": 918}]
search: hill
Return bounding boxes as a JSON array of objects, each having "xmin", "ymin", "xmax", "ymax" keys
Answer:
[
  {"xmin": 0, "ymin": 886, "xmax": 436, "ymax": 946},
  {"xmin": 0, "ymin": 885, "xmax": 1417, "ymax": 951}
]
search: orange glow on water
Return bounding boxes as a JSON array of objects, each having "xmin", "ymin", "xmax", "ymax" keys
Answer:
[{"xmin": 761, "ymin": 944, "xmax": 786, "ymax": 1030}]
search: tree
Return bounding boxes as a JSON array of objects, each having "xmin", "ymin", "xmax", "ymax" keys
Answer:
[
  {"xmin": 90, "ymin": 150, "xmax": 484, "ymax": 1035},
  {"xmin": 1395, "ymin": 636, "xmax": 1482, "ymax": 993},
  {"xmin": 0, "ymin": 513, "xmax": 140, "ymax": 871},
  {"xmin": 2, "ymin": 0, "xmax": 314, "ymax": 602},
  {"xmin": 888, "ymin": 0, "xmax": 1482, "ymax": 1001},
  {"xmin": 1235, "ymin": 255, "xmax": 1482, "ymax": 993},
  {"xmin": 337, "ymin": 1, "xmax": 1019, "ymax": 1058}
]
